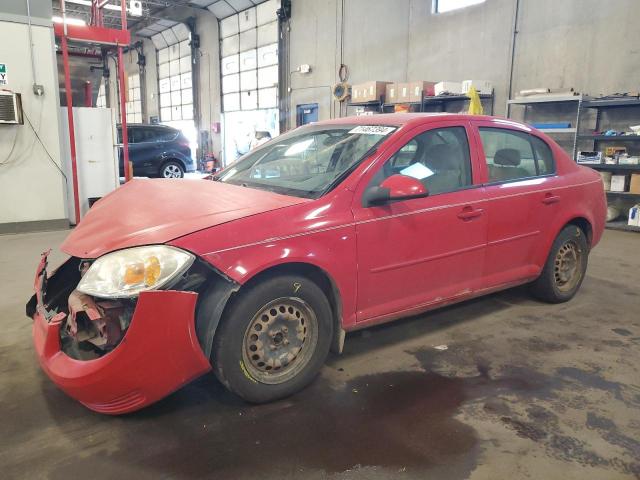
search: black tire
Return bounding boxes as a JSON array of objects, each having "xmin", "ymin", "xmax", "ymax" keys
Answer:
[
  {"xmin": 530, "ymin": 224, "xmax": 589, "ymax": 303},
  {"xmin": 159, "ymin": 160, "xmax": 184, "ymax": 178},
  {"xmin": 211, "ymin": 274, "xmax": 333, "ymax": 403}
]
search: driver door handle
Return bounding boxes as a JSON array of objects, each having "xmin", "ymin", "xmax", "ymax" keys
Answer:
[
  {"xmin": 542, "ymin": 193, "xmax": 561, "ymax": 205},
  {"xmin": 457, "ymin": 206, "xmax": 484, "ymax": 221}
]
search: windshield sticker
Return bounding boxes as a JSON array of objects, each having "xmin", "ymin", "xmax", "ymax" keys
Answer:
[
  {"xmin": 348, "ymin": 126, "xmax": 396, "ymax": 135},
  {"xmin": 400, "ymin": 163, "xmax": 434, "ymax": 180}
]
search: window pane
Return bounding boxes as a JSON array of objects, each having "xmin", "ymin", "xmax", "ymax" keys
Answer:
[
  {"xmin": 531, "ymin": 136, "xmax": 555, "ymax": 175},
  {"xmin": 159, "ymin": 78, "xmax": 171, "ymax": 93},
  {"xmin": 220, "ymin": 15, "xmax": 239, "ymax": 38},
  {"xmin": 169, "ymin": 43, "xmax": 180, "ymax": 61},
  {"xmin": 179, "ymin": 40, "xmax": 191, "ymax": 58},
  {"xmin": 257, "ymin": 43, "xmax": 278, "ymax": 67},
  {"xmin": 239, "ymin": 49, "xmax": 257, "ymax": 71},
  {"xmin": 181, "ymin": 88, "xmax": 193, "ymax": 104},
  {"xmin": 161, "ymin": 107, "xmax": 171, "ymax": 122},
  {"xmin": 170, "ymin": 75, "xmax": 181, "ymax": 91},
  {"xmin": 257, "ymin": 65, "xmax": 278, "ymax": 88},
  {"xmin": 171, "ymin": 90, "xmax": 181, "ymax": 106},
  {"xmin": 241, "ymin": 90, "xmax": 257, "ymax": 110},
  {"xmin": 221, "ymin": 55, "xmax": 240, "ymax": 75},
  {"xmin": 159, "ymin": 63, "xmax": 170, "ymax": 79},
  {"xmin": 240, "ymin": 28, "xmax": 257, "ymax": 52},
  {"xmin": 179, "ymin": 56, "xmax": 191, "ymax": 74},
  {"xmin": 182, "ymin": 104, "xmax": 193, "ymax": 120},
  {"xmin": 479, "ymin": 128, "xmax": 537, "ymax": 182},
  {"xmin": 223, "ymin": 93, "xmax": 240, "ymax": 111},
  {"xmin": 172, "ymin": 105, "xmax": 182, "ymax": 121},
  {"xmin": 222, "ymin": 73, "xmax": 240, "ymax": 94},
  {"xmin": 221, "ymin": 34, "xmax": 240, "ymax": 56},
  {"xmin": 258, "ymin": 87, "xmax": 277, "ymax": 109},
  {"xmin": 238, "ymin": 7, "xmax": 256, "ymax": 32},
  {"xmin": 435, "ymin": 0, "xmax": 485, "ymax": 13},
  {"xmin": 180, "ymin": 72, "xmax": 192, "ymax": 89},
  {"xmin": 240, "ymin": 70, "xmax": 257, "ymax": 91},
  {"xmin": 257, "ymin": 21, "xmax": 277, "ymax": 47},
  {"xmin": 158, "ymin": 48, "xmax": 169, "ymax": 64},
  {"xmin": 170, "ymin": 59, "xmax": 180, "ymax": 76},
  {"xmin": 160, "ymin": 92, "xmax": 171, "ymax": 107},
  {"xmin": 373, "ymin": 127, "xmax": 472, "ymax": 195}
]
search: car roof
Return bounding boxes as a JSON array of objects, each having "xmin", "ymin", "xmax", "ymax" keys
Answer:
[
  {"xmin": 117, "ymin": 123, "xmax": 177, "ymax": 130},
  {"xmin": 310, "ymin": 113, "xmax": 527, "ymax": 130}
]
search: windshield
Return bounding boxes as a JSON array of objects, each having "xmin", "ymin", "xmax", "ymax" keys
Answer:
[{"xmin": 215, "ymin": 124, "xmax": 396, "ymax": 198}]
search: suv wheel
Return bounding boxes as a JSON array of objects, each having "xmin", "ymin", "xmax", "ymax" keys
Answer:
[{"xmin": 160, "ymin": 161, "xmax": 184, "ymax": 178}]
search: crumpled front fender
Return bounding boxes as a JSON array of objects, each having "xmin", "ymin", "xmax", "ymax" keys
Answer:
[{"xmin": 33, "ymin": 289, "xmax": 212, "ymax": 414}]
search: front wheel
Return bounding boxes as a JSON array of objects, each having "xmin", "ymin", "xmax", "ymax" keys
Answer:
[
  {"xmin": 530, "ymin": 225, "xmax": 588, "ymax": 303},
  {"xmin": 160, "ymin": 161, "xmax": 184, "ymax": 178},
  {"xmin": 211, "ymin": 274, "xmax": 333, "ymax": 403}
]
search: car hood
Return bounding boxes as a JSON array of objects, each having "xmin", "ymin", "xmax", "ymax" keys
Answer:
[{"xmin": 61, "ymin": 179, "xmax": 309, "ymax": 258}]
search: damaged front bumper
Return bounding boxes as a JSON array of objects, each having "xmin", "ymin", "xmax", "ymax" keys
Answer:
[{"xmin": 27, "ymin": 252, "xmax": 212, "ymax": 414}]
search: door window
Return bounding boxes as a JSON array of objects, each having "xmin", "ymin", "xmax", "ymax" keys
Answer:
[
  {"xmin": 372, "ymin": 126, "xmax": 472, "ymax": 195},
  {"xmin": 479, "ymin": 128, "xmax": 555, "ymax": 183}
]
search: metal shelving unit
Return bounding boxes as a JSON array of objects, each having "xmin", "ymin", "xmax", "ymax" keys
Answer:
[{"xmin": 506, "ymin": 94, "xmax": 585, "ymax": 160}]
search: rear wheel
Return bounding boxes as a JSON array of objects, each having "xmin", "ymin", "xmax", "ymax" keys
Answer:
[
  {"xmin": 211, "ymin": 274, "xmax": 333, "ymax": 403},
  {"xmin": 530, "ymin": 225, "xmax": 588, "ymax": 303},
  {"xmin": 160, "ymin": 161, "xmax": 184, "ymax": 178}
]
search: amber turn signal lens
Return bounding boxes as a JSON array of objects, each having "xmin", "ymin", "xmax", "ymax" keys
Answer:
[
  {"xmin": 144, "ymin": 256, "xmax": 161, "ymax": 286},
  {"xmin": 123, "ymin": 262, "xmax": 145, "ymax": 285}
]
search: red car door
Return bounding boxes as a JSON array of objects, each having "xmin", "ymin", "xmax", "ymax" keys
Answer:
[
  {"xmin": 352, "ymin": 121, "xmax": 488, "ymax": 324},
  {"xmin": 470, "ymin": 119, "xmax": 562, "ymax": 289}
]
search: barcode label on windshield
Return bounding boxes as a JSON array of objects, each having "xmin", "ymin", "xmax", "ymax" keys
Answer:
[{"xmin": 349, "ymin": 126, "xmax": 396, "ymax": 135}]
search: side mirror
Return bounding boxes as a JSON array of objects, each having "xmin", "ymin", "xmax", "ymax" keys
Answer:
[{"xmin": 363, "ymin": 174, "xmax": 429, "ymax": 206}]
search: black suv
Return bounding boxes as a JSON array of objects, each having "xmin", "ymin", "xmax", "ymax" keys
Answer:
[{"xmin": 118, "ymin": 124, "xmax": 195, "ymax": 178}]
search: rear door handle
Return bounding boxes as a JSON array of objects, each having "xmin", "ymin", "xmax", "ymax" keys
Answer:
[
  {"xmin": 457, "ymin": 206, "xmax": 484, "ymax": 221},
  {"xmin": 542, "ymin": 193, "xmax": 560, "ymax": 205}
]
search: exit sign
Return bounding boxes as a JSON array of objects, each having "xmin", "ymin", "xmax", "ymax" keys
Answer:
[{"xmin": 0, "ymin": 63, "xmax": 7, "ymax": 85}]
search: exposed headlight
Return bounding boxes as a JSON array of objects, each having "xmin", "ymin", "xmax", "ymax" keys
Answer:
[{"xmin": 77, "ymin": 245, "xmax": 195, "ymax": 298}]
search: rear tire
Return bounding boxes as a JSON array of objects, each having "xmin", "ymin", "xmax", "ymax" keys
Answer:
[
  {"xmin": 211, "ymin": 274, "xmax": 333, "ymax": 403},
  {"xmin": 529, "ymin": 225, "xmax": 588, "ymax": 303},
  {"xmin": 160, "ymin": 160, "xmax": 184, "ymax": 178}
]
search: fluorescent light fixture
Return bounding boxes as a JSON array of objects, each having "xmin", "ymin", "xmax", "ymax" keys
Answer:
[
  {"xmin": 64, "ymin": 0, "xmax": 131, "ymax": 12},
  {"xmin": 434, "ymin": 0, "xmax": 485, "ymax": 13},
  {"xmin": 52, "ymin": 16, "xmax": 87, "ymax": 26}
]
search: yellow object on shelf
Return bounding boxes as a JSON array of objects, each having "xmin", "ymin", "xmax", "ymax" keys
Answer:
[{"xmin": 467, "ymin": 86, "xmax": 483, "ymax": 115}]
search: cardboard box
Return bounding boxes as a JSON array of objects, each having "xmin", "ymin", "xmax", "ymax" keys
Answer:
[
  {"xmin": 385, "ymin": 83, "xmax": 399, "ymax": 104},
  {"xmin": 577, "ymin": 151, "xmax": 602, "ymax": 164},
  {"xmin": 351, "ymin": 81, "xmax": 391, "ymax": 103},
  {"xmin": 630, "ymin": 174, "xmax": 640, "ymax": 194},
  {"xmin": 408, "ymin": 81, "xmax": 436, "ymax": 102},
  {"xmin": 462, "ymin": 79, "xmax": 493, "ymax": 95},
  {"xmin": 397, "ymin": 83, "xmax": 411, "ymax": 103},
  {"xmin": 610, "ymin": 174, "xmax": 628, "ymax": 192},
  {"xmin": 628, "ymin": 204, "xmax": 640, "ymax": 227},
  {"xmin": 618, "ymin": 155, "xmax": 640, "ymax": 165},
  {"xmin": 604, "ymin": 146, "xmax": 626, "ymax": 156},
  {"xmin": 435, "ymin": 81, "xmax": 463, "ymax": 96}
]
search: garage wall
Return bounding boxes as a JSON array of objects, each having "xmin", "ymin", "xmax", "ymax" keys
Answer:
[
  {"xmin": 0, "ymin": 1, "xmax": 68, "ymax": 232},
  {"xmin": 287, "ymin": 0, "xmax": 640, "ymax": 123}
]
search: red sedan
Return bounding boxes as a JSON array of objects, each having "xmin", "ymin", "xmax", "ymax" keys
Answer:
[{"xmin": 27, "ymin": 114, "xmax": 606, "ymax": 414}]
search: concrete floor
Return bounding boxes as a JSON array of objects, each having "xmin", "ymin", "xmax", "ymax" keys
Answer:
[{"xmin": 1, "ymin": 229, "xmax": 639, "ymax": 479}]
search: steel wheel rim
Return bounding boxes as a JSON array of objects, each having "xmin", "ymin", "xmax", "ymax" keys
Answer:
[
  {"xmin": 242, "ymin": 297, "xmax": 318, "ymax": 385},
  {"xmin": 554, "ymin": 240, "xmax": 583, "ymax": 292},
  {"xmin": 163, "ymin": 164, "xmax": 181, "ymax": 178}
]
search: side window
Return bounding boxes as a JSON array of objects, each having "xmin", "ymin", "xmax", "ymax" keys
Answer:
[
  {"xmin": 479, "ymin": 128, "xmax": 555, "ymax": 183},
  {"xmin": 372, "ymin": 126, "xmax": 472, "ymax": 196}
]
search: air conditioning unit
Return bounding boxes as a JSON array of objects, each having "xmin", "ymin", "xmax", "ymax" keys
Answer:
[{"xmin": 0, "ymin": 91, "xmax": 23, "ymax": 125}]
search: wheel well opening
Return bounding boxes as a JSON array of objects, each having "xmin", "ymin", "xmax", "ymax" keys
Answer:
[
  {"xmin": 243, "ymin": 263, "xmax": 343, "ymax": 348},
  {"xmin": 567, "ymin": 217, "xmax": 593, "ymax": 248}
]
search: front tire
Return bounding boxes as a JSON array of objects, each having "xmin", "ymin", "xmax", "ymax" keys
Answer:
[
  {"xmin": 530, "ymin": 225, "xmax": 588, "ymax": 303},
  {"xmin": 211, "ymin": 274, "xmax": 333, "ymax": 403}
]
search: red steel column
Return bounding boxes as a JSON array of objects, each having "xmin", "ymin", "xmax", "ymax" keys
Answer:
[
  {"xmin": 117, "ymin": 1, "xmax": 131, "ymax": 181},
  {"xmin": 60, "ymin": 0, "xmax": 81, "ymax": 224}
]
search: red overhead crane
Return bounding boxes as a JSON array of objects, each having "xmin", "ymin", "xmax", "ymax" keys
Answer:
[{"xmin": 55, "ymin": 0, "xmax": 132, "ymax": 225}]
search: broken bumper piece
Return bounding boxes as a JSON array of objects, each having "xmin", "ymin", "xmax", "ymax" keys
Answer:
[{"xmin": 30, "ymin": 255, "xmax": 212, "ymax": 415}]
